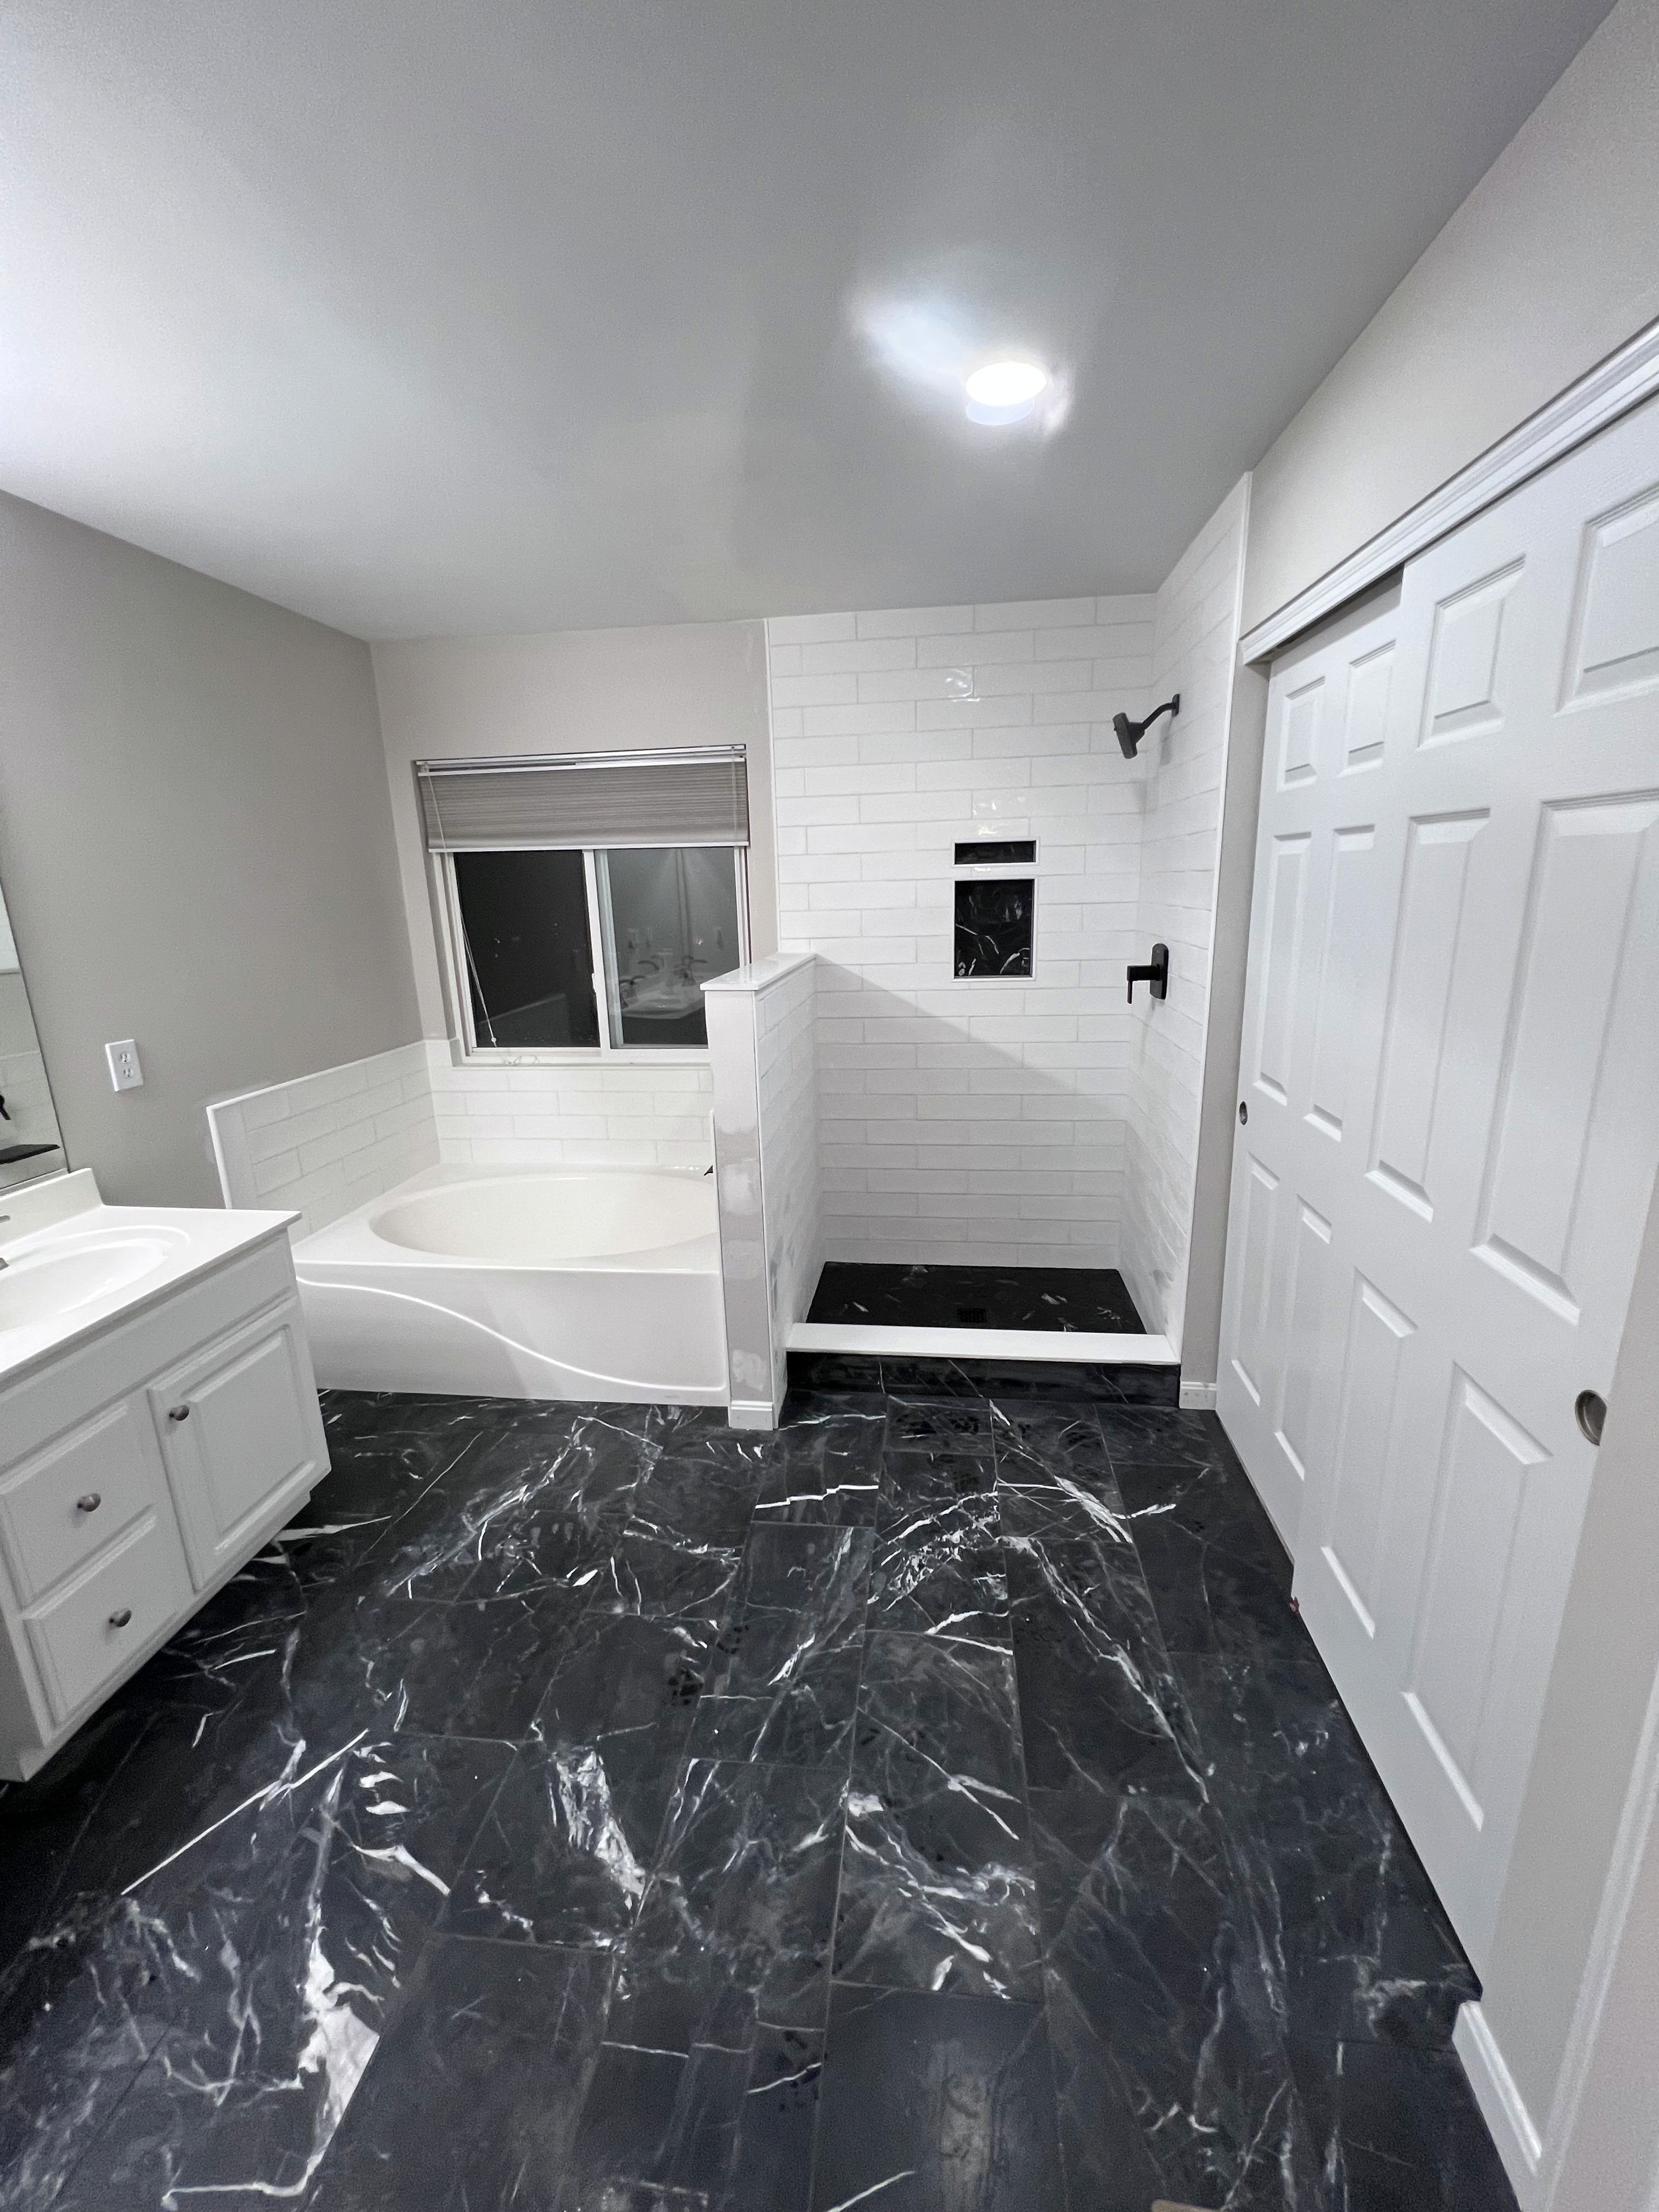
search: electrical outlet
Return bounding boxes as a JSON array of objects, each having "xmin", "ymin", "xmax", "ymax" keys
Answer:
[{"xmin": 105, "ymin": 1040, "xmax": 144, "ymax": 1092}]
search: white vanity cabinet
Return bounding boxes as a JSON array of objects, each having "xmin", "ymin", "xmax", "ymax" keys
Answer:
[{"xmin": 0, "ymin": 1224, "xmax": 328, "ymax": 1778}]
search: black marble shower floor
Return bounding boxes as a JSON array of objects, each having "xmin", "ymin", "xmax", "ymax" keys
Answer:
[
  {"xmin": 808, "ymin": 1260, "xmax": 1145, "ymax": 1334},
  {"xmin": 0, "ymin": 1384, "xmax": 1518, "ymax": 2210}
]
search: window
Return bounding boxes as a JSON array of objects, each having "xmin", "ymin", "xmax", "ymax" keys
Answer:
[
  {"xmin": 453, "ymin": 849, "xmax": 601, "ymax": 1049},
  {"xmin": 445, "ymin": 845, "xmax": 746, "ymax": 1057},
  {"xmin": 599, "ymin": 846, "xmax": 742, "ymax": 1048}
]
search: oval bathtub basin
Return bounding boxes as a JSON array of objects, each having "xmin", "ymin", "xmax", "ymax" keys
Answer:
[
  {"xmin": 294, "ymin": 1164, "xmax": 725, "ymax": 1406},
  {"xmin": 369, "ymin": 1168, "xmax": 712, "ymax": 1265}
]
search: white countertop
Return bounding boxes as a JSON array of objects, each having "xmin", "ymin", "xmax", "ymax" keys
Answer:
[{"xmin": 0, "ymin": 1170, "xmax": 298, "ymax": 1390}]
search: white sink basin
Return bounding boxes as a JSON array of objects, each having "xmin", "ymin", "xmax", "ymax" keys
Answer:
[{"xmin": 0, "ymin": 1231, "xmax": 187, "ymax": 1330}]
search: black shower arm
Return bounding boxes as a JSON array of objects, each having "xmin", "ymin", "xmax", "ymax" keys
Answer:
[{"xmin": 1142, "ymin": 694, "xmax": 1180, "ymax": 732}]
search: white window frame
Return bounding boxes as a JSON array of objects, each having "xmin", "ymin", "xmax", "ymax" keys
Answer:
[{"xmin": 435, "ymin": 843, "xmax": 749, "ymax": 1066}]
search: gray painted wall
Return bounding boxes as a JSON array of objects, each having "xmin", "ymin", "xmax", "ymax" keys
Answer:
[
  {"xmin": 1243, "ymin": 0, "xmax": 1659, "ymax": 634},
  {"xmin": 0, "ymin": 489, "xmax": 420, "ymax": 1207},
  {"xmin": 370, "ymin": 619, "xmax": 777, "ymax": 1040}
]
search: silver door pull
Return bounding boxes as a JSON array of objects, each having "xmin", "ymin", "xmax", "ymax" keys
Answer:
[
  {"xmin": 76, "ymin": 1493, "xmax": 101, "ymax": 1513},
  {"xmin": 108, "ymin": 1608, "xmax": 133, "ymax": 1628},
  {"xmin": 168, "ymin": 1404, "xmax": 191, "ymax": 1422}
]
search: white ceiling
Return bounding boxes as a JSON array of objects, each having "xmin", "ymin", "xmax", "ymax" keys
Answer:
[{"xmin": 0, "ymin": 0, "xmax": 1613, "ymax": 639}]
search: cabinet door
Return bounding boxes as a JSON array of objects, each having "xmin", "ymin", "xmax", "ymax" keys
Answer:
[{"xmin": 149, "ymin": 1301, "xmax": 328, "ymax": 1586}]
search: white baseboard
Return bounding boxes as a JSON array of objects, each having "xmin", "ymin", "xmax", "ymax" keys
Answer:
[
  {"xmin": 1455, "ymin": 2002, "xmax": 1542, "ymax": 2207},
  {"xmin": 727, "ymin": 1399, "xmax": 778, "ymax": 1431},
  {"xmin": 1179, "ymin": 1379, "xmax": 1217, "ymax": 1410}
]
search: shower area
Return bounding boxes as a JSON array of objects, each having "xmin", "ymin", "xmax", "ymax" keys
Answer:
[{"xmin": 710, "ymin": 510, "xmax": 1249, "ymax": 1424}]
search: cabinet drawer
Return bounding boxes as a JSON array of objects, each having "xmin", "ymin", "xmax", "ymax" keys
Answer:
[
  {"xmin": 24, "ymin": 1511, "xmax": 194, "ymax": 1728},
  {"xmin": 150, "ymin": 1301, "xmax": 327, "ymax": 1587},
  {"xmin": 0, "ymin": 1398, "xmax": 162, "ymax": 1605}
]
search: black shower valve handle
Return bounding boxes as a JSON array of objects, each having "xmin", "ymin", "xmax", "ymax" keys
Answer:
[{"xmin": 1126, "ymin": 943, "xmax": 1170, "ymax": 1004}]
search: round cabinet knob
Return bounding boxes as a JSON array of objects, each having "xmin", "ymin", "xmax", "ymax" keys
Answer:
[
  {"xmin": 1238, "ymin": 1101, "xmax": 1249, "ymax": 1126},
  {"xmin": 108, "ymin": 1607, "xmax": 133, "ymax": 1629},
  {"xmin": 76, "ymin": 1493, "xmax": 101, "ymax": 1514},
  {"xmin": 1575, "ymin": 1390, "xmax": 1607, "ymax": 1446},
  {"xmin": 167, "ymin": 1404, "xmax": 191, "ymax": 1423}
]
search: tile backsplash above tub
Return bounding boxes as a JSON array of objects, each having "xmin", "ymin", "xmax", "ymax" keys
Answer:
[
  {"xmin": 425, "ymin": 1042, "xmax": 713, "ymax": 1172},
  {"xmin": 208, "ymin": 1042, "xmax": 439, "ymax": 1239},
  {"xmin": 209, "ymin": 1040, "xmax": 715, "ymax": 1240}
]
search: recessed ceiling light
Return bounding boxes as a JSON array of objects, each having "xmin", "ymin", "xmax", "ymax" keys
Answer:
[
  {"xmin": 964, "ymin": 359, "xmax": 1049, "ymax": 425},
  {"xmin": 965, "ymin": 361, "xmax": 1047, "ymax": 407}
]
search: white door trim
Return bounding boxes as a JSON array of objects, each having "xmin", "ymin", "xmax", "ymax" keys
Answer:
[
  {"xmin": 1240, "ymin": 314, "xmax": 1659, "ymax": 666},
  {"xmin": 1534, "ymin": 1640, "xmax": 1659, "ymax": 2212},
  {"xmin": 1453, "ymin": 1639, "xmax": 1659, "ymax": 2212}
]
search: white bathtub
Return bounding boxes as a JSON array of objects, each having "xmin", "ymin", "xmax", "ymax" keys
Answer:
[{"xmin": 293, "ymin": 1164, "xmax": 726, "ymax": 1404}]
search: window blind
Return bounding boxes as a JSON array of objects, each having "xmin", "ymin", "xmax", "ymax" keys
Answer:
[{"xmin": 416, "ymin": 747, "xmax": 749, "ymax": 850}]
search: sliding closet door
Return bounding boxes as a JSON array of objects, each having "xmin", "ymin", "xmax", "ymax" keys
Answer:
[{"xmin": 1217, "ymin": 391, "xmax": 1659, "ymax": 1969}]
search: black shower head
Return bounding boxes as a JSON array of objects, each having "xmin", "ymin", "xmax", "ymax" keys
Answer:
[{"xmin": 1113, "ymin": 692, "xmax": 1181, "ymax": 760}]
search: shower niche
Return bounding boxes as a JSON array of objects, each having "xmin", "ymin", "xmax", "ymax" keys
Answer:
[{"xmin": 953, "ymin": 877, "xmax": 1034, "ymax": 979}]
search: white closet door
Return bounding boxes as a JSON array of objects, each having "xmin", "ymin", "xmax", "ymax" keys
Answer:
[{"xmin": 1217, "ymin": 391, "xmax": 1659, "ymax": 1969}]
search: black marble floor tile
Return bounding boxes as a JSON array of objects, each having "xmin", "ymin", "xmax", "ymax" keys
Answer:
[
  {"xmin": 590, "ymin": 1525, "xmax": 742, "ymax": 1632},
  {"xmin": 532, "ymin": 1609, "xmax": 712, "ymax": 1762},
  {"xmin": 1293, "ymin": 2039, "xmax": 1521, "ymax": 2211},
  {"xmin": 810, "ymin": 1983, "xmax": 1067, "ymax": 2212},
  {"xmin": 0, "ymin": 1385, "xmax": 1514, "ymax": 2211},
  {"xmin": 1007, "ymin": 1524, "xmax": 1207, "ymax": 1802},
  {"xmin": 834, "ymin": 1634, "xmax": 1038, "ymax": 2001},
  {"xmin": 628, "ymin": 1449, "xmax": 761, "ymax": 1548},
  {"xmin": 304, "ymin": 1936, "xmax": 613, "ymax": 2210},
  {"xmin": 40, "ymin": 1731, "xmax": 512, "ymax": 2209},
  {"xmin": 370, "ymin": 1592, "xmax": 577, "ymax": 1739},
  {"xmin": 732, "ymin": 1520, "xmax": 875, "ymax": 1615},
  {"xmin": 883, "ymin": 1442, "xmax": 997, "ymax": 1505},
  {"xmin": 0, "ymin": 1897, "xmax": 173, "ymax": 2210},
  {"xmin": 868, "ymin": 1490, "xmax": 1009, "ymax": 1646},
  {"xmin": 562, "ymin": 2013, "xmax": 823, "ymax": 2211},
  {"xmin": 752, "ymin": 1395, "xmax": 885, "ymax": 1525},
  {"xmin": 1178, "ymin": 1649, "xmax": 1479, "ymax": 2059},
  {"xmin": 809, "ymin": 1260, "xmax": 1144, "ymax": 1334},
  {"xmin": 884, "ymin": 1394, "xmax": 998, "ymax": 1454},
  {"xmin": 686, "ymin": 1521, "xmax": 872, "ymax": 1765},
  {"xmin": 1097, "ymin": 1402, "xmax": 1227, "ymax": 1468},
  {"xmin": 1032, "ymin": 1785, "xmax": 1322, "ymax": 2212},
  {"xmin": 628, "ymin": 1759, "xmax": 847, "ymax": 2034},
  {"xmin": 440, "ymin": 1734, "xmax": 673, "ymax": 1948},
  {"xmin": 990, "ymin": 1396, "xmax": 1112, "ymax": 1488},
  {"xmin": 1121, "ymin": 1457, "xmax": 1296, "ymax": 1660}
]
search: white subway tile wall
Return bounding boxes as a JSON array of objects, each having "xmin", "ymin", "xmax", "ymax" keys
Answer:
[
  {"xmin": 768, "ymin": 597, "xmax": 1155, "ymax": 1271},
  {"xmin": 424, "ymin": 1044, "xmax": 713, "ymax": 1172},
  {"xmin": 207, "ymin": 1042, "xmax": 439, "ymax": 1240},
  {"xmin": 755, "ymin": 956, "xmax": 821, "ymax": 1402},
  {"xmin": 1119, "ymin": 482, "xmax": 1251, "ymax": 1350},
  {"xmin": 706, "ymin": 953, "xmax": 821, "ymax": 1424},
  {"xmin": 209, "ymin": 1041, "xmax": 717, "ymax": 1242}
]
